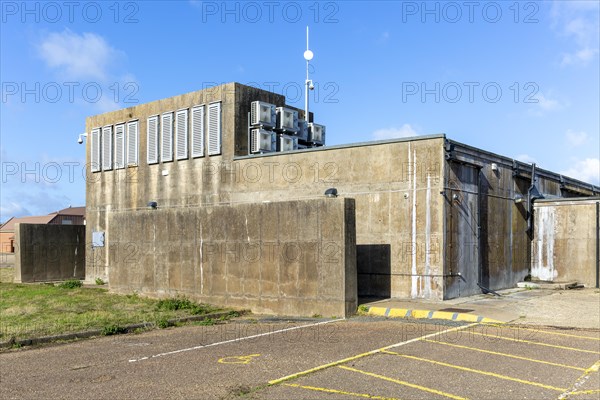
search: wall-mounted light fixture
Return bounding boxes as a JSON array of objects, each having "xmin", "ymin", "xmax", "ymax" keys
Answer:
[
  {"xmin": 147, "ymin": 201, "xmax": 158, "ymax": 209},
  {"xmin": 324, "ymin": 188, "xmax": 338, "ymax": 198},
  {"xmin": 513, "ymin": 195, "xmax": 524, "ymax": 204}
]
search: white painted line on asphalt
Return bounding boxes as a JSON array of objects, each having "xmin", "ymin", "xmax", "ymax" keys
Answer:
[{"xmin": 128, "ymin": 318, "xmax": 344, "ymax": 363}]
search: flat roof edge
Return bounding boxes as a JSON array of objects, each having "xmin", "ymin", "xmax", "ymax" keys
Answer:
[{"xmin": 235, "ymin": 134, "xmax": 446, "ymax": 161}]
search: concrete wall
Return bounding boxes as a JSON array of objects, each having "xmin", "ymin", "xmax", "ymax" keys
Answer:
[
  {"xmin": 85, "ymin": 83, "xmax": 599, "ymax": 303},
  {"xmin": 14, "ymin": 224, "xmax": 85, "ymax": 283},
  {"xmin": 532, "ymin": 198, "xmax": 599, "ymax": 287},
  {"xmin": 441, "ymin": 141, "xmax": 599, "ymax": 298},
  {"xmin": 106, "ymin": 198, "xmax": 357, "ymax": 317}
]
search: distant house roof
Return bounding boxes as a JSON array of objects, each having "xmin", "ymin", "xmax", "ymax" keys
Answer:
[
  {"xmin": 0, "ymin": 215, "xmax": 57, "ymax": 231},
  {"xmin": 53, "ymin": 206, "xmax": 85, "ymax": 217}
]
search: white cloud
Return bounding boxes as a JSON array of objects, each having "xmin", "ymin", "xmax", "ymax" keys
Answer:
[
  {"xmin": 515, "ymin": 154, "xmax": 537, "ymax": 164},
  {"xmin": 528, "ymin": 92, "xmax": 564, "ymax": 116},
  {"xmin": 535, "ymin": 93, "xmax": 561, "ymax": 111},
  {"xmin": 372, "ymin": 124, "xmax": 418, "ymax": 140},
  {"xmin": 561, "ymin": 158, "xmax": 600, "ymax": 185},
  {"xmin": 565, "ymin": 129, "xmax": 589, "ymax": 147},
  {"xmin": 551, "ymin": 1, "xmax": 599, "ymax": 66},
  {"xmin": 561, "ymin": 47, "xmax": 599, "ymax": 66},
  {"xmin": 38, "ymin": 29, "xmax": 121, "ymax": 81},
  {"xmin": 0, "ymin": 202, "xmax": 31, "ymax": 222}
]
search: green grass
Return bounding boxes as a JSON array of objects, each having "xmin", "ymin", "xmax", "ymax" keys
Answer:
[{"xmin": 0, "ymin": 282, "xmax": 226, "ymax": 341}]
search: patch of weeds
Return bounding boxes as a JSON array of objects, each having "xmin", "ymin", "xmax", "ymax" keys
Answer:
[
  {"xmin": 230, "ymin": 384, "xmax": 253, "ymax": 397},
  {"xmin": 126, "ymin": 292, "xmax": 139, "ymax": 299},
  {"xmin": 57, "ymin": 279, "xmax": 83, "ymax": 289},
  {"xmin": 311, "ymin": 313, "xmax": 322, "ymax": 318},
  {"xmin": 197, "ymin": 318, "xmax": 215, "ymax": 326},
  {"xmin": 95, "ymin": 278, "xmax": 105, "ymax": 286},
  {"xmin": 101, "ymin": 324, "xmax": 126, "ymax": 336},
  {"xmin": 156, "ymin": 297, "xmax": 216, "ymax": 315},
  {"xmin": 11, "ymin": 341, "xmax": 22, "ymax": 349},
  {"xmin": 357, "ymin": 304, "xmax": 369, "ymax": 313},
  {"xmin": 156, "ymin": 318, "xmax": 170, "ymax": 329}
]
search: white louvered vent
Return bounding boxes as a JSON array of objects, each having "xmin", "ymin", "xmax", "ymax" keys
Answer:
[
  {"xmin": 175, "ymin": 109, "xmax": 188, "ymax": 160},
  {"xmin": 90, "ymin": 128, "xmax": 101, "ymax": 172},
  {"xmin": 207, "ymin": 102, "xmax": 221, "ymax": 156},
  {"xmin": 191, "ymin": 105, "xmax": 204, "ymax": 158},
  {"xmin": 101, "ymin": 126, "xmax": 113, "ymax": 171},
  {"xmin": 114, "ymin": 124, "xmax": 125, "ymax": 169},
  {"xmin": 127, "ymin": 120, "xmax": 139, "ymax": 166},
  {"xmin": 161, "ymin": 112, "xmax": 173, "ymax": 162},
  {"xmin": 147, "ymin": 115, "xmax": 159, "ymax": 164}
]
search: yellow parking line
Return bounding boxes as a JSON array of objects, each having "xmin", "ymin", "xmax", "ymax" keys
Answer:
[
  {"xmin": 468, "ymin": 332, "xmax": 600, "ymax": 354},
  {"xmin": 339, "ymin": 365, "xmax": 468, "ymax": 400},
  {"xmin": 268, "ymin": 323, "xmax": 478, "ymax": 386},
  {"xmin": 569, "ymin": 389, "xmax": 600, "ymax": 396},
  {"xmin": 284, "ymin": 383, "xmax": 401, "ymax": 400},
  {"xmin": 557, "ymin": 360, "xmax": 600, "ymax": 399},
  {"xmin": 421, "ymin": 339, "xmax": 586, "ymax": 371},
  {"xmin": 383, "ymin": 351, "xmax": 567, "ymax": 392},
  {"xmin": 486, "ymin": 324, "xmax": 600, "ymax": 341}
]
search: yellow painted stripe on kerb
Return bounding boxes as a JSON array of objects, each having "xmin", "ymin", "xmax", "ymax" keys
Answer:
[
  {"xmin": 382, "ymin": 351, "xmax": 568, "ymax": 392},
  {"xmin": 421, "ymin": 339, "xmax": 586, "ymax": 371},
  {"xmin": 339, "ymin": 365, "xmax": 468, "ymax": 400},
  {"xmin": 367, "ymin": 306, "xmax": 391, "ymax": 316},
  {"xmin": 431, "ymin": 311, "xmax": 456, "ymax": 320},
  {"xmin": 469, "ymin": 332, "xmax": 600, "ymax": 354},
  {"xmin": 367, "ymin": 307, "xmax": 501, "ymax": 323},
  {"xmin": 388, "ymin": 308, "xmax": 409, "ymax": 317},
  {"xmin": 284, "ymin": 383, "xmax": 401, "ymax": 400}
]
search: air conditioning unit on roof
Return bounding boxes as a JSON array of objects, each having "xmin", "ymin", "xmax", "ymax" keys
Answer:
[
  {"xmin": 250, "ymin": 101, "xmax": 276, "ymax": 128},
  {"xmin": 296, "ymin": 119, "xmax": 309, "ymax": 141},
  {"xmin": 308, "ymin": 123, "xmax": 326, "ymax": 145},
  {"xmin": 276, "ymin": 107, "xmax": 299, "ymax": 133},
  {"xmin": 250, "ymin": 128, "xmax": 276, "ymax": 154},
  {"xmin": 277, "ymin": 135, "xmax": 298, "ymax": 152}
]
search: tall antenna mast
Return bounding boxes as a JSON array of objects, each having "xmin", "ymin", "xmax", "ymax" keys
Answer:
[{"xmin": 303, "ymin": 26, "xmax": 314, "ymax": 123}]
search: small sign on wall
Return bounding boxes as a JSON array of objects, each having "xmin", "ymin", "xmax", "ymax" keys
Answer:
[{"xmin": 92, "ymin": 231, "xmax": 105, "ymax": 247}]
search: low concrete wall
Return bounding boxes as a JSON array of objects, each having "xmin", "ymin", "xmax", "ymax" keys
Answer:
[
  {"xmin": 532, "ymin": 198, "xmax": 599, "ymax": 287},
  {"xmin": 107, "ymin": 198, "xmax": 357, "ymax": 317},
  {"xmin": 14, "ymin": 224, "xmax": 86, "ymax": 283}
]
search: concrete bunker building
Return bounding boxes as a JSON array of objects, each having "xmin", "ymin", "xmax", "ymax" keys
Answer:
[{"xmin": 85, "ymin": 83, "xmax": 599, "ymax": 317}]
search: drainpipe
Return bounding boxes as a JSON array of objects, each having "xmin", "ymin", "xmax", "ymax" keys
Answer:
[
  {"xmin": 596, "ymin": 201, "xmax": 599, "ymax": 289},
  {"xmin": 527, "ymin": 163, "xmax": 536, "ymax": 234}
]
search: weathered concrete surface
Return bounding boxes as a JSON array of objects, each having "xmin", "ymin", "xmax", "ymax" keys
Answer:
[
  {"xmin": 532, "ymin": 198, "xmax": 600, "ymax": 287},
  {"xmin": 85, "ymin": 83, "xmax": 600, "ymax": 302},
  {"xmin": 14, "ymin": 223, "xmax": 85, "ymax": 282},
  {"xmin": 106, "ymin": 198, "xmax": 357, "ymax": 318}
]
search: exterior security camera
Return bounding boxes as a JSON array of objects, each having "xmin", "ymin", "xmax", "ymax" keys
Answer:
[
  {"xmin": 309, "ymin": 82, "xmax": 315, "ymax": 90},
  {"xmin": 77, "ymin": 137, "xmax": 83, "ymax": 144}
]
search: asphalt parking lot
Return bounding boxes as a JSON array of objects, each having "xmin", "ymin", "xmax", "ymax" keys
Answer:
[{"xmin": 1, "ymin": 317, "xmax": 598, "ymax": 400}]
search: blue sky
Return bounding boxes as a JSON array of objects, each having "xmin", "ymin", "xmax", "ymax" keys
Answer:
[{"xmin": 1, "ymin": 0, "xmax": 599, "ymax": 221}]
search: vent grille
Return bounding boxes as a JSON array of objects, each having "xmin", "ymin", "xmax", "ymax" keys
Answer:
[
  {"xmin": 101, "ymin": 126, "xmax": 113, "ymax": 171},
  {"xmin": 175, "ymin": 109, "xmax": 188, "ymax": 160},
  {"xmin": 191, "ymin": 105, "xmax": 204, "ymax": 158},
  {"xmin": 114, "ymin": 124, "xmax": 125, "ymax": 169},
  {"xmin": 161, "ymin": 112, "xmax": 173, "ymax": 162},
  {"xmin": 207, "ymin": 102, "xmax": 221, "ymax": 156},
  {"xmin": 126, "ymin": 120, "xmax": 138, "ymax": 166},
  {"xmin": 147, "ymin": 116, "xmax": 159, "ymax": 164},
  {"xmin": 90, "ymin": 128, "xmax": 101, "ymax": 172}
]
